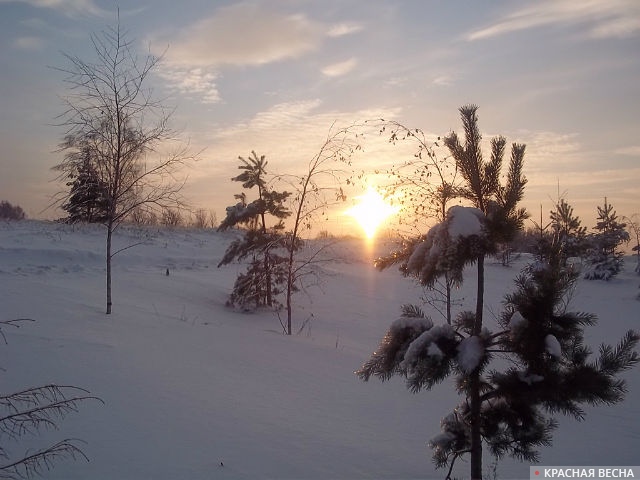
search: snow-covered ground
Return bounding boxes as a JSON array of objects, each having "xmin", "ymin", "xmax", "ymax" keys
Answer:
[{"xmin": 1, "ymin": 220, "xmax": 638, "ymax": 479}]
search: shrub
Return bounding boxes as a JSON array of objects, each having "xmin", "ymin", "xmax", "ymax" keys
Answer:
[{"xmin": 0, "ymin": 201, "xmax": 26, "ymax": 220}]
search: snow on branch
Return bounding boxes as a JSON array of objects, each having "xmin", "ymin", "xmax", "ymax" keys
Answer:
[
  {"xmin": 544, "ymin": 334, "xmax": 562, "ymax": 358},
  {"xmin": 447, "ymin": 206, "xmax": 485, "ymax": 238},
  {"xmin": 456, "ymin": 335, "xmax": 484, "ymax": 374}
]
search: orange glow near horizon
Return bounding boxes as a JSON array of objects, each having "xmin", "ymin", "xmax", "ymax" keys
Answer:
[{"xmin": 345, "ymin": 187, "xmax": 400, "ymax": 240}]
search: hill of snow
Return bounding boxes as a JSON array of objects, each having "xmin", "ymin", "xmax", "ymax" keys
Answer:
[{"xmin": 1, "ymin": 220, "xmax": 638, "ymax": 479}]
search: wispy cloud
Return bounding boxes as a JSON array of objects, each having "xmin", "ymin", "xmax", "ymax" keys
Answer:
[
  {"xmin": 589, "ymin": 15, "xmax": 640, "ymax": 38},
  {"xmin": 322, "ymin": 58, "xmax": 357, "ymax": 77},
  {"xmin": 384, "ymin": 76, "xmax": 408, "ymax": 87},
  {"xmin": 518, "ymin": 131, "xmax": 582, "ymax": 167},
  {"xmin": 12, "ymin": 35, "xmax": 44, "ymax": 50},
  {"xmin": 162, "ymin": 2, "xmax": 323, "ymax": 68},
  {"xmin": 327, "ymin": 22, "xmax": 364, "ymax": 37},
  {"xmin": 614, "ymin": 146, "xmax": 640, "ymax": 156},
  {"xmin": 205, "ymin": 100, "xmax": 401, "ymax": 171},
  {"xmin": 432, "ymin": 75, "xmax": 453, "ymax": 86},
  {"xmin": 467, "ymin": 0, "xmax": 640, "ymax": 41},
  {"xmin": 215, "ymin": 100, "xmax": 324, "ymax": 140},
  {"xmin": 157, "ymin": 66, "xmax": 220, "ymax": 104},
  {"xmin": 0, "ymin": 0, "xmax": 108, "ymax": 17}
]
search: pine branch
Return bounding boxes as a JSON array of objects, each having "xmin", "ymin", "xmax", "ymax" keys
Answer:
[
  {"xmin": 0, "ymin": 439, "xmax": 89, "ymax": 480},
  {"xmin": 0, "ymin": 394, "xmax": 102, "ymax": 440},
  {"xmin": 400, "ymin": 304, "xmax": 426, "ymax": 318},
  {"xmin": 597, "ymin": 330, "xmax": 640, "ymax": 375},
  {"xmin": 0, "ymin": 319, "xmax": 35, "ymax": 345}
]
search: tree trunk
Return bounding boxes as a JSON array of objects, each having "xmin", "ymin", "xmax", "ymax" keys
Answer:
[
  {"xmin": 106, "ymin": 222, "xmax": 113, "ymax": 314},
  {"xmin": 445, "ymin": 273, "xmax": 452, "ymax": 325},
  {"xmin": 265, "ymin": 253, "xmax": 272, "ymax": 307},
  {"xmin": 285, "ymin": 231, "xmax": 295, "ymax": 335},
  {"xmin": 470, "ymin": 254, "xmax": 485, "ymax": 479},
  {"xmin": 260, "ymin": 210, "xmax": 273, "ymax": 307},
  {"xmin": 286, "ymin": 176, "xmax": 309, "ymax": 336},
  {"xmin": 286, "ymin": 272, "xmax": 292, "ymax": 336},
  {"xmin": 470, "ymin": 369, "xmax": 482, "ymax": 479},
  {"xmin": 474, "ymin": 255, "xmax": 484, "ymax": 334}
]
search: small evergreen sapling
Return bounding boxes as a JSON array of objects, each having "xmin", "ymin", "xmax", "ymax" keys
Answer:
[
  {"xmin": 369, "ymin": 105, "xmax": 528, "ymax": 479},
  {"xmin": 61, "ymin": 148, "xmax": 110, "ymax": 224},
  {"xmin": 358, "ymin": 243, "xmax": 639, "ymax": 477},
  {"xmin": 583, "ymin": 198, "xmax": 629, "ymax": 280},
  {"xmin": 549, "ymin": 198, "xmax": 588, "ymax": 264},
  {"xmin": 218, "ymin": 152, "xmax": 292, "ymax": 311},
  {"xmin": 359, "ymin": 106, "xmax": 638, "ymax": 479}
]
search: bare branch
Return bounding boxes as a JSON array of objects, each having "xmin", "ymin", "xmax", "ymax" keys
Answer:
[
  {"xmin": 0, "ymin": 439, "xmax": 89, "ymax": 480},
  {"xmin": 0, "ymin": 319, "xmax": 35, "ymax": 345}
]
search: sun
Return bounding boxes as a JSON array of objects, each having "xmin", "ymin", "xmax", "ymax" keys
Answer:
[{"xmin": 346, "ymin": 187, "xmax": 399, "ymax": 240}]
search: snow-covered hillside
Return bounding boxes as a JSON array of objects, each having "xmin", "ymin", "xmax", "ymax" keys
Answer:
[{"xmin": 1, "ymin": 220, "xmax": 638, "ymax": 479}]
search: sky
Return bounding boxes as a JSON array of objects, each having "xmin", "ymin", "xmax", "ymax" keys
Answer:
[{"xmin": 1, "ymin": 0, "xmax": 639, "ymax": 237}]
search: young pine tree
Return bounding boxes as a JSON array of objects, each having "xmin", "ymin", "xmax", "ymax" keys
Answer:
[
  {"xmin": 359, "ymin": 222, "xmax": 639, "ymax": 479},
  {"xmin": 359, "ymin": 107, "xmax": 639, "ymax": 479},
  {"xmin": 583, "ymin": 198, "xmax": 630, "ymax": 280},
  {"xmin": 549, "ymin": 198, "xmax": 588, "ymax": 263},
  {"xmin": 61, "ymin": 147, "xmax": 110, "ymax": 224},
  {"xmin": 218, "ymin": 152, "xmax": 292, "ymax": 310},
  {"xmin": 361, "ymin": 105, "xmax": 528, "ymax": 479}
]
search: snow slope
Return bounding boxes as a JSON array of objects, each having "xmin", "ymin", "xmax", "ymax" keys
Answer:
[{"xmin": 1, "ymin": 220, "xmax": 638, "ymax": 479}]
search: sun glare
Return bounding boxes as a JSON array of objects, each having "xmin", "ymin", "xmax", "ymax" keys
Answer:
[{"xmin": 346, "ymin": 187, "xmax": 399, "ymax": 240}]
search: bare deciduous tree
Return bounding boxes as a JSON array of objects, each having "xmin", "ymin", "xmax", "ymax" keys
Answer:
[
  {"xmin": 192, "ymin": 208, "xmax": 209, "ymax": 229},
  {"xmin": 623, "ymin": 214, "xmax": 640, "ymax": 275},
  {"xmin": 128, "ymin": 206, "xmax": 158, "ymax": 226},
  {"xmin": 279, "ymin": 125, "xmax": 359, "ymax": 335},
  {"xmin": 161, "ymin": 208, "xmax": 183, "ymax": 228},
  {"xmin": 369, "ymin": 119, "xmax": 460, "ymax": 325},
  {"xmin": 53, "ymin": 15, "xmax": 192, "ymax": 313}
]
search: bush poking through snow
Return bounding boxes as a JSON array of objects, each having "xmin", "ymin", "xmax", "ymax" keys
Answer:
[{"xmin": 0, "ymin": 201, "xmax": 26, "ymax": 221}]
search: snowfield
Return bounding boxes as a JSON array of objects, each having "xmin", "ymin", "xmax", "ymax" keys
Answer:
[{"xmin": 1, "ymin": 220, "xmax": 638, "ymax": 480}]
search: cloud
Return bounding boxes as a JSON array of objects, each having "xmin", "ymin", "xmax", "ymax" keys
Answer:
[
  {"xmin": 432, "ymin": 75, "xmax": 453, "ymax": 86},
  {"xmin": 321, "ymin": 58, "xmax": 357, "ymax": 77},
  {"xmin": 0, "ymin": 0, "xmax": 108, "ymax": 17},
  {"xmin": 12, "ymin": 35, "xmax": 45, "ymax": 50},
  {"xmin": 157, "ymin": 66, "xmax": 220, "ymax": 104},
  {"xmin": 214, "ymin": 99, "xmax": 400, "ymax": 139},
  {"xmin": 203, "ymin": 100, "xmax": 401, "ymax": 171},
  {"xmin": 327, "ymin": 22, "xmax": 364, "ymax": 37},
  {"xmin": 589, "ymin": 15, "xmax": 640, "ymax": 38},
  {"xmin": 215, "ymin": 99, "xmax": 324, "ymax": 139},
  {"xmin": 614, "ymin": 146, "xmax": 640, "ymax": 156},
  {"xmin": 384, "ymin": 76, "xmax": 408, "ymax": 87},
  {"xmin": 467, "ymin": 0, "xmax": 640, "ymax": 41},
  {"xmin": 163, "ymin": 2, "xmax": 323, "ymax": 68},
  {"xmin": 516, "ymin": 131, "xmax": 583, "ymax": 171}
]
